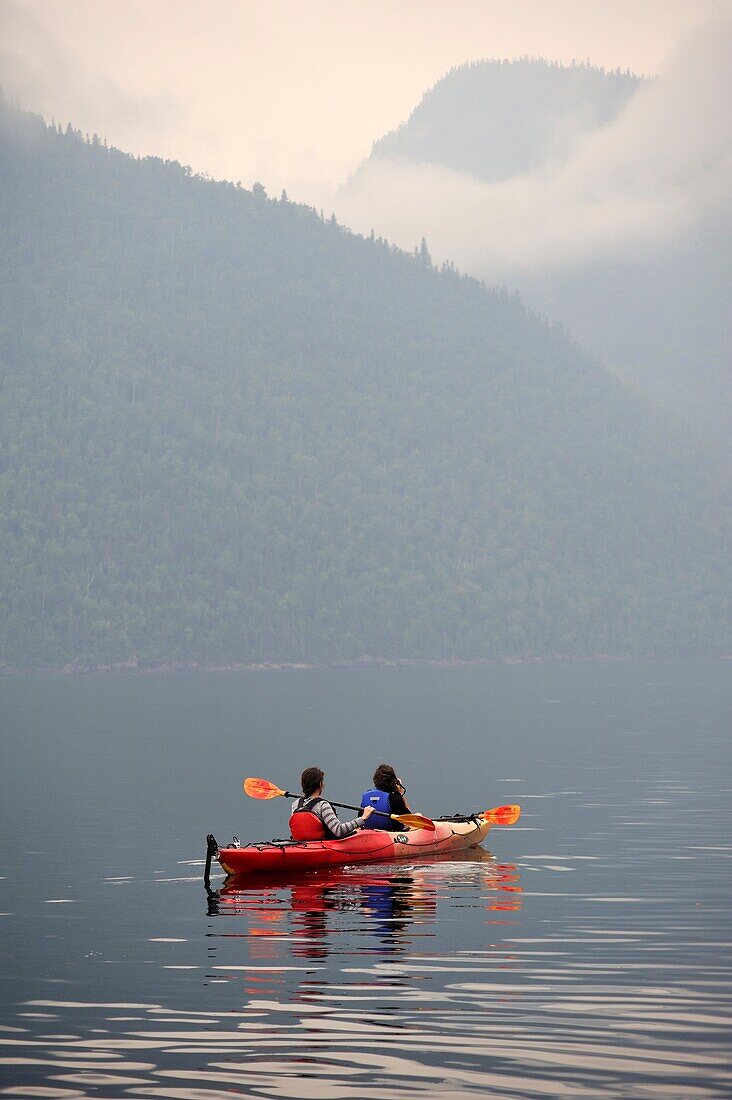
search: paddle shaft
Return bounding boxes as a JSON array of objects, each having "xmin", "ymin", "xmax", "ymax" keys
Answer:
[
  {"xmin": 242, "ymin": 777, "xmax": 433, "ymax": 828},
  {"xmin": 244, "ymin": 778, "xmax": 512, "ymax": 829},
  {"xmin": 287, "ymin": 791, "xmax": 397, "ymax": 820}
]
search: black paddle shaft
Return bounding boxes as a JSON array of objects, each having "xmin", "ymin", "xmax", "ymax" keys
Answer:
[{"xmin": 285, "ymin": 791, "xmax": 369, "ymax": 816}]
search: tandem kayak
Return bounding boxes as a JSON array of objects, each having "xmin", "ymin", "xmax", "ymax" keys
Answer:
[{"xmin": 211, "ymin": 814, "xmax": 501, "ymax": 878}]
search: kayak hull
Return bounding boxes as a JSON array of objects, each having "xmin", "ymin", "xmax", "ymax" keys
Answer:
[{"xmin": 217, "ymin": 817, "xmax": 491, "ymax": 876}]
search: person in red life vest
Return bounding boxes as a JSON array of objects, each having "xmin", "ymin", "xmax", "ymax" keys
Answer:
[
  {"xmin": 289, "ymin": 766, "xmax": 374, "ymax": 840},
  {"xmin": 360, "ymin": 763, "xmax": 411, "ymax": 831}
]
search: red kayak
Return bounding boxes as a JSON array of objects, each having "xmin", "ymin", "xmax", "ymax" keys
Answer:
[{"xmin": 215, "ymin": 814, "xmax": 497, "ymax": 877}]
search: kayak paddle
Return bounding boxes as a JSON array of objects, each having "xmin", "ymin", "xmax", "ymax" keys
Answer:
[
  {"xmin": 481, "ymin": 804, "xmax": 521, "ymax": 825},
  {"xmin": 243, "ymin": 776, "xmax": 436, "ymax": 831}
]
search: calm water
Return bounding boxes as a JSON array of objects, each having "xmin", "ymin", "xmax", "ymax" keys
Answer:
[{"xmin": 0, "ymin": 661, "xmax": 730, "ymax": 1098}]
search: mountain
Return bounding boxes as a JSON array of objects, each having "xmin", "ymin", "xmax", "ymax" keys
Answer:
[
  {"xmin": 361, "ymin": 58, "xmax": 640, "ymax": 182},
  {"xmin": 346, "ymin": 58, "xmax": 730, "ymax": 450},
  {"xmin": 0, "ymin": 97, "xmax": 728, "ymax": 669}
]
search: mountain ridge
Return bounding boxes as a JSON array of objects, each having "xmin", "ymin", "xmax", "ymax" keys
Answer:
[{"xmin": 0, "ymin": 98, "xmax": 728, "ymax": 669}]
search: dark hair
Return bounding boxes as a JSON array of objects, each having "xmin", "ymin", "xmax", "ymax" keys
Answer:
[
  {"xmin": 301, "ymin": 766, "xmax": 324, "ymax": 797},
  {"xmin": 373, "ymin": 763, "xmax": 399, "ymax": 793}
]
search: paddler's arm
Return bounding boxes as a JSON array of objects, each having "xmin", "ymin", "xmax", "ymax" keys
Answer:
[{"xmin": 318, "ymin": 800, "xmax": 373, "ymax": 838}]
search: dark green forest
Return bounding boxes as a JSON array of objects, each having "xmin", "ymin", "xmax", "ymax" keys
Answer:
[{"xmin": 0, "ymin": 96, "xmax": 728, "ymax": 669}]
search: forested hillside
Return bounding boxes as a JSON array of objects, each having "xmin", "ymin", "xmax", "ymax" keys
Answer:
[
  {"xmin": 0, "ymin": 97, "xmax": 728, "ymax": 669},
  {"xmin": 348, "ymin": 58, "xmax": 729, "ymax": 448}
]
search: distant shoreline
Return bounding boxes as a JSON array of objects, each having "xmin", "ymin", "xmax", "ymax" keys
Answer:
[{"xmin": 1, "ymin": 653, "xmax": 729, "ymax": 676}]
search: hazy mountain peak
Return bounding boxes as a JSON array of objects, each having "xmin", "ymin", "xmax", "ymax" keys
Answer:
[
  {"xmin": 361, "ymin": 57, "xmax": 642, "ymax": 184},
  {"xmin": 337, "ymin": 32, "xmax": 731, "ymax": 450}
]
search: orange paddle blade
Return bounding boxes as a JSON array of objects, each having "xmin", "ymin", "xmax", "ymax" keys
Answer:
[
  {"xmin": 396, "ymin": 813, "xmax": 435, "ymax": 831},
  {"xmin": 482, "ymin": 804, "xmax": 521, "ymax": 826},
  {"xmin": 243, "ymin": 776, "xmax": 287, "ymax": 800}
]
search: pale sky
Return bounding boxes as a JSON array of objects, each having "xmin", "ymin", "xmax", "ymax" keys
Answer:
[{"xmin": 0, "ymin": 0, "xmax": 725, "ymax": 201}]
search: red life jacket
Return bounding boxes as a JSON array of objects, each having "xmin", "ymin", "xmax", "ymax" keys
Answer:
[{"xmin": 289, "ymin": 796, "xmax": 328, "ymax": 840}]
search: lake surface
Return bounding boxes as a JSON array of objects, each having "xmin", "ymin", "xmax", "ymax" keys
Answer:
[{"xmin": 0, "ymin": 661, "xmax": 730, "ymax": 1098}]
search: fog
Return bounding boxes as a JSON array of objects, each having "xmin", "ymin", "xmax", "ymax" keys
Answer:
[
  {"xmin": 334, "ymin": 17, "xmax": 732, "ymax": 278},
  {"xmin": 0, "ymin": 0, "xmax": 725, "ymax": 201}
]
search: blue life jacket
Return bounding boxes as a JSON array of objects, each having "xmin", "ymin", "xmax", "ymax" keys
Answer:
[{"xmin": 360, "ymin": 788, "xmax": 397, "ymax": 831}]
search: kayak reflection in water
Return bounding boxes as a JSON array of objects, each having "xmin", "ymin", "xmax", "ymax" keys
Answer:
[
  {"xmin": 208, "ymin": 851, "xmax": 521, "ymax": 971},
  {"xmin": 213, "ymin": 867, "xmax": 438, "ymax": 958},
  {"xmin": 360, "ymin": 873, "xmax": 428, "ymax": 948},
  {"xmin": 288, "ymin": 870, "xmax": 432, "ymax": 958},
  {"xmin": 360, "ymin": 763, "xmax": 412, "ymax": 830},
  {"xmin": 290, "ymin": 766, "xmax": 374, "ymax": 839}
]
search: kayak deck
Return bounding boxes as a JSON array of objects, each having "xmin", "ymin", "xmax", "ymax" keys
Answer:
[{"xmin": 216, "ymin": 816, "xmax": 491, "ymax": 877}]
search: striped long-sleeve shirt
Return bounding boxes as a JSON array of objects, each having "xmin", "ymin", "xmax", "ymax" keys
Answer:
[{"xmin": 291, "ymin": 796, "xmax": 368, "ymax": 839}]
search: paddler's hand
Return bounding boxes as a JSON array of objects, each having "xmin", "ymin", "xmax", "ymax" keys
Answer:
[{"xmin": 358, "ymin": 807, "xmax": 375, "ymax": 828}]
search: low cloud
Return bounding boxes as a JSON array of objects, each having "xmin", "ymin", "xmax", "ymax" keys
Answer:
[
  {"xmin": 333, "ymin": 17, "xmax": 732, "ymax": 279},
  {"xmin": 0, "ymin": 1, "xmax": 184, "ymax": 141}
]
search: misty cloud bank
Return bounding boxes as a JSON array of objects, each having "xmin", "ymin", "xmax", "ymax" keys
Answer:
[
  {"xmin": 0, "ymin": 1, "xmax": 185, "ymax": 142},
  {"xmin": 334, "ymin": 18, "xmax": 732, "ymax": 279}
]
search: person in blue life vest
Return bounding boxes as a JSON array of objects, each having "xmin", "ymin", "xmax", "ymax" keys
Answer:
[
  {"xmin": 289, "ymin": 766, "xmax": 374, "ymax": 840},
  {"xmin": 360, "ymin": 763, "xmax": 412, "ymax": 831}
]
